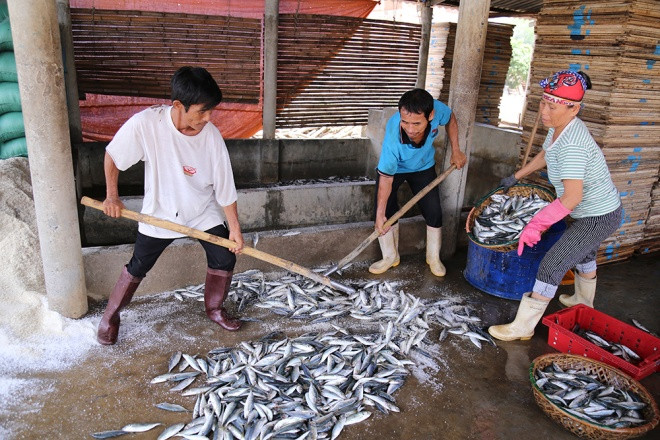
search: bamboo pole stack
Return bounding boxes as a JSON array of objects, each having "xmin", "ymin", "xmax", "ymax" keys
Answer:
[
  {"xmin": 439, "ymin": 22, "xmax": 514, "ymax": 126},
  {"xmin": 519, "ymin": 0, "xmax": 660, "ymax": 263}
]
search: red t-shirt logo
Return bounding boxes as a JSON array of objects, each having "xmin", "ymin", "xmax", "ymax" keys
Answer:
[{"xmin": 183, "ymin": 165, "xmax": 196, "ymax": 176}]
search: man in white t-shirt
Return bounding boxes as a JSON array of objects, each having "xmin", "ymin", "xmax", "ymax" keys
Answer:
[{"xmin": 97, "ymin": 66, "xmax": 245, "ymax": 345}]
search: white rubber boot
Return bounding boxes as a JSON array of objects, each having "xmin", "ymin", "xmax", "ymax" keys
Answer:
[
  {"xmin": 559, "ymin": 274, "xmax": 596, "ymax": 308},
  {"xmin": 425, "ymin": 226, "xmax": 446, "ymax": 277},
  {"xmin": 488, "ymin": 293, "xmax": 549, "ymax": 341},
  {"xmin": 369, "ymin": 223, "xmax": 400, "ymax": 274}
]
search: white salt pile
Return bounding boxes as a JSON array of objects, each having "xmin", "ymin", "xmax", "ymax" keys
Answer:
[
  {"xmin": 0, "ymin": 157, "xmax": 99, "ymax": 358},
  {"xmin": 0, "ymin": 158, "xmax": 99, "ymax": 437}
]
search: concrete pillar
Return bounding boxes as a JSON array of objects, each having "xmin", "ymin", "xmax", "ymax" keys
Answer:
[
  {"xmin": 7, "ymin": 0, "xmax": 88, "ymax": 317},
  {"xmin": 440, "ymin": 0, "xmax": 490, "ymax": 258},
  {"xmin": 415, "ymin": 2, "xmax": 433, "ymax": 89},
  {"xmin": 263, "ymin": 0, "xmax": 279, "ymax": 139}
]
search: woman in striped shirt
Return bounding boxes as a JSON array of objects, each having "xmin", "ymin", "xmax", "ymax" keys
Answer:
[{"xmin": 489, "ymin": 70, "xmax": 622, "ymax": 341}]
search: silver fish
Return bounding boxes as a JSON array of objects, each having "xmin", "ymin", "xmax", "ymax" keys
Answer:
[
  {"xmin": 91, "ymin": 431, "xmax": 126, "ymax": 439},
  {"xmin": 120, "ymin": 422, "xmax": 162, "ymax": 433},
  {"xmin": 155, "ymin": 402, "xmax": 188, "ymax": 412},
  {"xmin": 156, "ymin": 423, "xmax": 185, "ymax": 440}
]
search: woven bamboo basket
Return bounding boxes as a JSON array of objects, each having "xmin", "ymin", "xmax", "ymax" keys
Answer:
[
  {"xmin": 530, "ymin": 353, "xmax": 660, "ymax": 440},
  {"xmin": 465, "ymin": 183, "xmax": 556, "ymax": 252}
]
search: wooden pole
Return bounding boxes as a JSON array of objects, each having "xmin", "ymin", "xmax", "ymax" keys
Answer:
[
  {"xmin": 522, "ymin": 109, "xmax": 541, "ymax": 167},
  {"xmin": 80, "ymin": 197, "xmax": 355, "ymax": 294},
  {"xmin": 416, "ymin": 3, "xmax": 433, "ymax": 89},
  {"xmin": 263, "ymin": 0, "xmax": 279, "ymax": 139}
]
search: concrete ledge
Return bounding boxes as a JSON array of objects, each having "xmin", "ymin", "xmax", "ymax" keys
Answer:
[{"xmin": 83, "ymin": 216, "xmax": 427, "ymax": 299}]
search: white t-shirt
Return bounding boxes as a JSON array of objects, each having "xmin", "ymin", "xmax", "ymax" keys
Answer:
[{"xmin": 106, "ymin": 105, "xmax": 237, "ymax": 238}]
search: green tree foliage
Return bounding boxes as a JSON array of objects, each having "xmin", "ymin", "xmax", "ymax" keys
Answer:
[{"xmin": 505, "ymin": 19, "xmax": 535, "ymax": 90}]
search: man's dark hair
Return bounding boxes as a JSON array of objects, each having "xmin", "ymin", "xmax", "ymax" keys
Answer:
[
  {"xmin": 171, "ymin": 66, "xmax": 222, "ymax": 111},
  {"xmin": 398, "ymin": 88, "xmax": 434, "ymax": 118}
]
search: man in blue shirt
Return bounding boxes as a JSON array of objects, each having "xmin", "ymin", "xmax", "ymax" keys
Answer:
[{"xmin": 371, "ymin": 88, "xmax": 466, "ymax": 276}]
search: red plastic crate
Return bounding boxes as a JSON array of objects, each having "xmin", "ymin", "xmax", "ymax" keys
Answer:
[{"xmin": 542, "ymin": 304, "xmax": 660, "ymax": 380}]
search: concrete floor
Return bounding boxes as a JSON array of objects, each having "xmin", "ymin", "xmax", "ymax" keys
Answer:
[{"xmin": 4, "ymin": 250, "xmax": 659, "ymax": 440}]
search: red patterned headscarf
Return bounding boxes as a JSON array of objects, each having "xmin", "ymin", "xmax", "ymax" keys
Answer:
[{"xmin": 540, "ymin": 70, "xmax": 588, "ymax": 105}]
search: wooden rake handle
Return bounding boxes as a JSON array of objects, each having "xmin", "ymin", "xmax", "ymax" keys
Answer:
[
  {"xmin": 80, "ymin": 197, "xmax": 355, "ymax": 294},
  {"xmin": 329, "ymin": 164, "xmax": 457, "ymax": 274},
  {"xmin": 522, "ymin": 104, "xmax": 542, "ymax": 168}
]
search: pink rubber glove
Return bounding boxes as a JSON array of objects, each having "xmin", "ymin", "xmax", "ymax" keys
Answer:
[{"xmin": 517, "ymin": 198, "xmax": 572, "ymax": 256}]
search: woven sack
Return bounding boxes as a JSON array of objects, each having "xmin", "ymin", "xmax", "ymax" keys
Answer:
[
  {"xmin": 0, "ymin": 136, "xmax": 27, "ymax": 159},
  {"xmin": 0, "ymin": 111, "xmax": 24, "ymax": 142},
  {"xmin": 0, "ymin": 51, "xmax": 17, "ymax": 82},
  {"xmin": 0, "ymin": 18, "xmax": 11, "ymax": 51},
  {"xmin": 0, "ymin": 81, "xmax": 20, "ymax": 114}
]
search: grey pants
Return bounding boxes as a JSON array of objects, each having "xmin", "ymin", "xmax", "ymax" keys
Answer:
[{"xmin": 533, "ymin": 205, "xmax": 623, "ymax": 298}]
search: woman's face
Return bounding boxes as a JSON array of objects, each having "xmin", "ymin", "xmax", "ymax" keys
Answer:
[{"xmin": 539, "ymin": 98, "xmax": 580, "ymax": 130}]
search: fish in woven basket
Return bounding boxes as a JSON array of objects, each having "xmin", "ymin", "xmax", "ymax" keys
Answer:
[
  {"xmin": 534, "ymin": 361, "xmax": 650, "ymax": 429},
  {"xmin": 472, "ymin": 193, "xmax": 549, "ymax": 245}
]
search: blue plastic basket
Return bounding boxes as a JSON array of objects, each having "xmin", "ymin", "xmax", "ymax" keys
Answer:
[{"xmin": 464, "ymin": 219, "xmax": 566, "ymax": 300}]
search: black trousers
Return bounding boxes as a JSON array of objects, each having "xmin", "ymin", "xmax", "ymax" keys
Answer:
[
  {"xmin": 374, "ymin": 165, "xmax": 442, "ymax": 228},
  {"xmin": 125, "ymin": 224, "xmax": 236, "ymax": 278}
]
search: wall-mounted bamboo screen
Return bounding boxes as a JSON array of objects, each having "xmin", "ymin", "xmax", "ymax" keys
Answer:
[{"xmin": 71, "ymin": 9, "xmax": 262, "ymax": 104}]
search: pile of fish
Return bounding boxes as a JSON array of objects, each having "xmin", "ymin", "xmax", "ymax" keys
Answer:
[
  {"xmin": 93, "ymin": 273, "xmax": 495, "ymax": 439},
  {"xmin": 471, "ymin": 193, "xmax": 550, "ymax": 245},
  {"xmin": 534, "ymin": 362, "xmax": 650, "ymax": 429},
  {"xmin": 144, "ymin": 329, "xmax": 408, "ymax": 439},
  {"xmin": 174, "ymin": 271, "xmax": 496, "ymax": 350},
  {"xmin": 572, "ymin": 325, "xmax": 643, "ymax": 364}
]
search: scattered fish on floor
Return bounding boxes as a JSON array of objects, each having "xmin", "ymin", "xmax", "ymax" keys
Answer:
[
  {"xmin": 472, "ymin": 193, "xmax": 549, "ymax": 245},
  {"xmin": 533, "ymin": 362, "xmax": 650, "ymax": 429},
  {"xmin": 92, "ymin": 423, "xmax": 162, "ymax": 438},
  {"xmin": 95, "ymin": 272, "xmax": 494, "ymax": 439}
]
